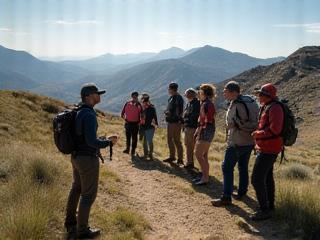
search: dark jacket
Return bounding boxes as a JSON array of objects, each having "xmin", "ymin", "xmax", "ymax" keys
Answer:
[
  {"xmin": 141, "ymin": 104, "xmax": 158, "ymax": 130},
  {"xmin": 183, "ymin": 98, "xmax": 200, "ymax": 129},
  {"xmin": 165, "ymin": 94, "xmax": 184, "ymax": 123},
  {"xmin": 74, "ymin": 104, "xmax": 111, "ymax": 155}
]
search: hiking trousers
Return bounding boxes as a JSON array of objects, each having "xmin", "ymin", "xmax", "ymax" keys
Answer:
[
  {"xmin": 184, "ymin": 127, "xmax": 196, "ymax": 165},
  {"xmin": 125, "ymin": 122, "xmax": 139, "ymax": 152},
  {"xmin": 251, "ymin": 152, "xmax": 277, "ymax": 211},
  {"xmin": 222, "ymin": 145, "xmax": 254, "ymax": 198},
  {"xmin": 65, "ymin": 154, "xmax": 99, "ymax": 232},
  {"xmin": 143, "ymin": 128, "xmax": 155, "ymax": 156},
  {"xmin": 167, "ymin": 123, "xmax": 183, "ymax": 160}
]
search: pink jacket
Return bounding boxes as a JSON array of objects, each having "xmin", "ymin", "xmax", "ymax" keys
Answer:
[{"xmin": 121, "ymin": 100, "xmax": 142, "ymax": 123}]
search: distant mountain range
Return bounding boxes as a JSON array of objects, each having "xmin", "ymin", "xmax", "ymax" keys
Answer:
[
  {"xmin": 216, "ymin": 46, "xmax": 320, "ymax": 127},
  {"xmin": 0, "ymin": 44, "xmax": 285, "ymax": 112}
]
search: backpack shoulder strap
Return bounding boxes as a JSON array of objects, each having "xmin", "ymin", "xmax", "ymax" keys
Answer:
[{"xmin": 234, "ymin": 97, "xmax": 249, "ymax": 121}]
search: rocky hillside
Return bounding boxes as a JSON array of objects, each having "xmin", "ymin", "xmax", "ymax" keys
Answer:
[{"xmin": 217, "ymin": 46, "xmax": 320, "ymax": 129}]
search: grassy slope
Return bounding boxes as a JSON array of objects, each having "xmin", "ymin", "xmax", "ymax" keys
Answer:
[
  {"xmin": 0, "ymin": 90, "xmax": 319, "ymax": 239},
  {"xmin": 0, "ymin": 90, "xmax": 149, "ymax": 240}
]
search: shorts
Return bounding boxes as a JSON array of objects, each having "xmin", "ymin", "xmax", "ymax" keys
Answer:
[{"xmin": 199, "ymin": 124, "xmax": 215, "ymax": 143}]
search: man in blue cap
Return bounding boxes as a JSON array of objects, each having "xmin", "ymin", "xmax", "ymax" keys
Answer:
[{"xmin": 65, "ymin": 83, "xmax": 118, "ymax": 239}]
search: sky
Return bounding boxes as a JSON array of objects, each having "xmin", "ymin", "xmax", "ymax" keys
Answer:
[{"xmin": 0, "ymin": 0, "xmax": 319, "ymax": 59}]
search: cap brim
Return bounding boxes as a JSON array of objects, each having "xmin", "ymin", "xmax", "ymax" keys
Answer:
[
  {"xmin": 97, "ymin": 90, "xmax": 106, "ymax": 95},
  {"xmin": 255, "ymin": 90, "xmax": 271, "ymax": 97}
]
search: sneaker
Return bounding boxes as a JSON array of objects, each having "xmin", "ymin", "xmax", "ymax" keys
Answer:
[
  {"xmin": 194, "ymin": 180, "xmax": 208, "ymax": 186},
  {"xmin": 250, "ymin": 210, "xmax": 272, "ymax": 221},
  {"xmin": 123, "ymin": 149, "xmax": 130, "ymax": 154},
  {"xmin": 177, "ymin": 159, "xmax": 184, "ymax": 165},
  {"xmin": 233, "ymin": 193, "xmax": 247, "ymax": 200},
  {"xmin": 77, "ymin": 227, "xmax": 101, "ymax": 239},
  {"xmin": 184, "ymin": 164, "xmax": 194, "ymax": 170},
  {"xmin": 163, "ymin": 157, "xmax": 175, "ymax": 163},
  {"xmin": 192, "ymin": 173, "xmax": 202, "ymax": 182},
  {"xmin": 140, "ymin": 155, "xmax": 147, "ymax": 160},
  {"xmin": 211, "ymin": 197, "xmax": 232, "ymax": 207}
]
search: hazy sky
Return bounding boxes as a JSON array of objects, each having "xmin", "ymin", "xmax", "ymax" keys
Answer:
[{"xmin": 0, "ymin": 0, "xmax": 319, "ymax": 59}]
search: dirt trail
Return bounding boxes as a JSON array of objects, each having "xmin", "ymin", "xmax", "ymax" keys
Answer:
[{"xmin": 100, "ymin": 148, "xmax": 284, "ymax": 240}]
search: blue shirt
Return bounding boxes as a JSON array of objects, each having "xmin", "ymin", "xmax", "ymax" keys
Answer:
[{"xmin": 74, "ymin": 104, "xmax": 111, "ymax": 154}]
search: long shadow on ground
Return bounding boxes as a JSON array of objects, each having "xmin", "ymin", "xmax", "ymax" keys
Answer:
[{"xmin": 129, "ymin": 155, "xmax": 285, "ymax": 239}]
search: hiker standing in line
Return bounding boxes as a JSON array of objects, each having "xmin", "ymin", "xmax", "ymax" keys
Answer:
[
  {"xmin": 164, "ymin": 82, "xmax": 185, "ymax": 165},
  {"xmin": 250, "ymin": 83, "xmax": 284, "ymax": 221},
  {"xmin": 121, "ymin": 91, "xmax": 143, "ymax": 156},
  {"xmin": 65, "ymin": 83, "xmax": 118, "ymax": 239},
  {"xmin": 183, "ymin": 88, "xmax": 200, "ymax": 169},
  {"xmin": 193, "ymin": 84, "xmax": 216, "ymax": 186},
  {"xmin": 212, "ymin": 81, "xmax": 258, "ymax": 207},
  {"xmin": 139, "ymin": 94, "xmax": 158, "ymax": 160}
]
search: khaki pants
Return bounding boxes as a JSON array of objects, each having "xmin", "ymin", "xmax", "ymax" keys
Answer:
[
  {"xmin": 167, "ymin": 123, "xmax": 183, "ymax": 160},
  {"xmin": 65, "ymin": 155, "xmax": 99, "ymax": 232},
  {"xmin": 184, "ymin": 127, "xmax": 196, "ymax": 165}
]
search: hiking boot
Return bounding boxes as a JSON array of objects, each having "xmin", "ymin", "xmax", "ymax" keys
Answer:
[
  {"xmin": 65, "ymin": 225, "xmax": 77, "ymax": 239},
  {"xmin": 184, "ymin": 164, "xmax": 194, "ymax": 170},
  {"xmin": 77, "ymin": 227, "xmax": 101, "ymax": 239},
  {"xmin": 177, "ymin": 159, "xmax": 184, "ymax": 165},
  {"xmin": 211, "ymin": 197, "xmax": 232, "ymax": 207},
  {"xmin": 233, "ymin": 193, "xmax": 247, "ymax": 200},
  {"xmin": 123, "ymin": 149, "xmax": 130, "ymax": 154},
  {"xmin": 250, "ymin": 210, "xmax": 272, "ymax": 221},
  {"xmin": 163, "ymin": 157, "xmax": 175, "ymax": 163},
  {"xmin": 149, "ymin": 153, "xmax": 153, "ymax": 160}
]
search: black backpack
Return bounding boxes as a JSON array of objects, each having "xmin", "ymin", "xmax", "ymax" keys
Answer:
[
  {"xmin": 263, "ymin": 99, "xmax": 298, "ymax": 147},
  {"xmin": 262, "ymin": 99, "xmax": 298, "ymax": 163},
  {"xmin": 53, "ymin": 107, "xmax": 79, "ymax": 154}
]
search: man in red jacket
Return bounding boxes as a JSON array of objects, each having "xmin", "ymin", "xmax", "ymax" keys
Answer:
[
  {"xmin": 251, "ymin": 83, "xmax": 284, "ymax": 221},
  {"xmin": 121, "ymin": 91, "xmax": 143, "ymax": 156}
]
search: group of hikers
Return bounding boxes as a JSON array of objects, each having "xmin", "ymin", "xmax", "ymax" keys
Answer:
[{"xmin": 62, "ymin": 81, "xmax": 288, "ymax": 239}]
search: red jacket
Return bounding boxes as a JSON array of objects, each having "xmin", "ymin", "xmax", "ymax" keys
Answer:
[
  {"xmin": 254, "ymin": 101, "xmax": 284, "ymax": 154},
  {"xmin": 198, "ymin": 98, "xmax": 216, "ymax": 129},
  {"xmin": 121, "ymin": 100, "xmax": 142, "ymax": 123}
]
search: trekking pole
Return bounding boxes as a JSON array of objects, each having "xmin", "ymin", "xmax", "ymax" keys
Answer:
[{"xmin": 109, "ymin": 144, "xmax": 113, "ymax": 161}]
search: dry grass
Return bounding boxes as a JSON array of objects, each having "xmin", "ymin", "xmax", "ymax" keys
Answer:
[
  {"xmin": 0, "ymin": 90, "xmax": 149, "ymax": 240},
  {"xmin": 153, "ymin": 120, "xmax": 320, "ymax": 239},
  {"xmin": 275, "ymin": 180, "xmax": 320, "ymax": 239},
  {"xmin": 1, "ymin": 89, "xmax": 320, "ymax": 239},
  {"xmin": 93, "ymin": 207, "xmax": 150, "ymax": 240}
]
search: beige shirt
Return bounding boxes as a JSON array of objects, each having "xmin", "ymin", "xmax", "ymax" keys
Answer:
[{"xmin": 226, "ymin": 101, "xmax": 255, "ymax": 147}]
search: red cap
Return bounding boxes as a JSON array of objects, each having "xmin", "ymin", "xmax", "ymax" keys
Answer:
[{"xmin": 256, "ymin": 83, "xmax": 277, "ymax": 99}]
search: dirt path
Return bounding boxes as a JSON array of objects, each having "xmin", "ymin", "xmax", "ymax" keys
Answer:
[{"xmin": 99, "ymin": 148, "xmax": 284, "ymax": 240}]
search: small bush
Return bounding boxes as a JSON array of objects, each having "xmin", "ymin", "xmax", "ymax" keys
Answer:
[
  {"xmin": 276, "ymin": 181, "xmax": 320, "ymax": 239},
  {"xmin": 313, "ymin": 165, "xmax": 320, "ymax": 176},
  {"xmin": 280, "ymin": 163, "xmax": 314, "ymax": 180},
  {"xmin": 95, "ymin": 207, "xmax": 150, "ymax": 240},
  {"xmin": 27, "ymin": 157, "xmax": 59, "ymax": 184},
  {"xmin": 41, "ymin": 102, "xmax": 60, "ymax": 114}
]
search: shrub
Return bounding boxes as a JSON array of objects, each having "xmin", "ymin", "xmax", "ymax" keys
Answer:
[
  {"xmin": 280, "ymin": 163, "xmax": 314, "ymax": 180},
  {"xmin": 0, "ymin": 143, "xmax": 65, "ymax": 239},
  {"xmin": 95, "ymin": 207, "xmax": 150, "ymax": 240},
  {"xmin": 27, "ymin": 157, "xmax": 59, "ymax": 184},
  {"xmin": 276, "ymin": 181, "xmax": 320, "ymax": 239},
  {"xmin": 41, "ymin": 102, "xmax": 60, "ymax": 114}
]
